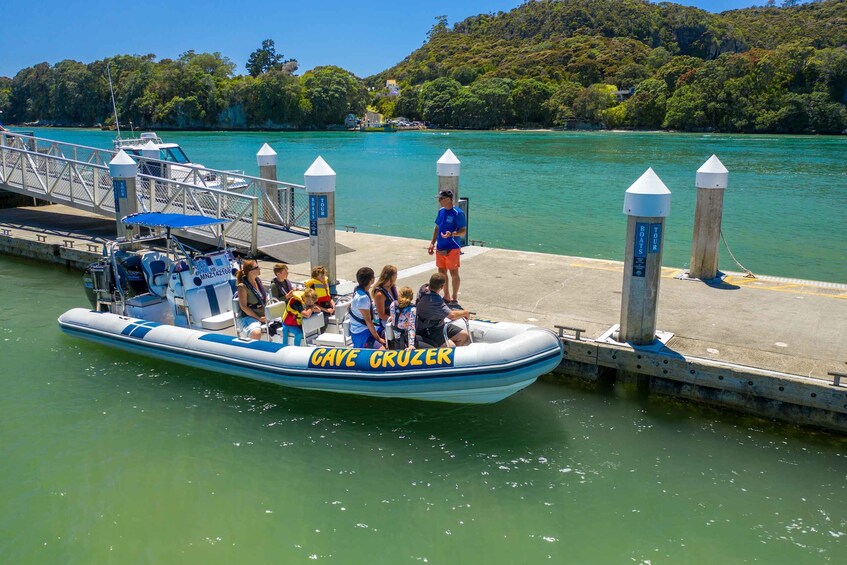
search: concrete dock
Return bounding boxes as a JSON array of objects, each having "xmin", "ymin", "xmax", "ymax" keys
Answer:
[{"xmin": 2, "ymin": 204, "xmax": 846, "ymax": 432}]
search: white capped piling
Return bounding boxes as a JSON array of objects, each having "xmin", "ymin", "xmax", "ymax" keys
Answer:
[
  {"xmin": 689, "ymin": 155, "xmax": 729, "ymax": 281},
  {"xmin": 437, "ymin": 149, "xmax": 466, "ymax": 244},
  {"xmin": 620, "ymin": 168, "xmax": 671, "ymax": 345},
  {"xmin": 437, "ymin": 149, "xmax": 461, "ymax": 204},
  {"xmin": 141, "ymin": 139, "xmax": 163, "ymax": 186},
  {"xmin": 256, "ymin": 143, "xmax": 280, "ymax": 223},
  {"xmin": 304, "ymin": 156, "xmax": 337, "ymax": 284},
  {"xmin": 109, "ymin": 150, "xmax": 139, "ymax": 240}
]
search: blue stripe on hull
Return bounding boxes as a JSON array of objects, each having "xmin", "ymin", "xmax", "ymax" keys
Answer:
[{"xmin": 60, "ymin": 324, "xmax": 560, "ymax": 403}]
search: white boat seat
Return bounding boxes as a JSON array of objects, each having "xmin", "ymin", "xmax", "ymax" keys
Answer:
[
  {"xmin": 326, "ymin": 300, "xmax": 350, "ymax": 334},
  {"xmin": 301, "ymin": 312, "xmax": 325, "ymax": 346},
  {"xmin": 184, "ymin": 281, "xmax": 235, "ymax": 330},
  {"xmin": 140, "ymin": 251, "xmax": 173, "ymax": 298},
  {"xmin": 315, "ymin": 317, "xmax": 352, "ymax": 348},
  {"xmin": 266, "ymin": 299, "xmax": 287, "ymax": 320},
  {"xmin": 202, "ymin": 311, "xmax": 234, "ymax": 331}
]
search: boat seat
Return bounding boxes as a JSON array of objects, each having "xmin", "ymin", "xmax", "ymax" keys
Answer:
[
  {"xmin": 266, "ymin": 299, "xmax": 287, "ymax": 320},
  {"xmin": 301, "ymin": 312, "xmax": 325, "ymax": 346},
  {"xmin": 325, "ymin": 300, "xmax": 350, "ymax": 335},
  {"xmin": 140, "ymin": 251, "xmax": 173, "ymax": 298},
  {"xmin": 184, "ymin": 281, "xmax": 235, "ymax": 330},
  {"xmin": 315, "ymin": 317, "xmax": 352, "ymax": 348}
]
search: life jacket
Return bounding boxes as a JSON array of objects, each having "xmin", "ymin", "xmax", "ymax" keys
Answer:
[
  {"xmin": 348, "ymin": 286, "xmax": 373, "ymax": 326},
  {"xmin": 372, "ymin": 285, "xmax": 397, "ymax": 328},
  {"xmin": 283, "ymin": 290, "xmax": 308, "ymax": 327},
  {"xmin": 237, "ymin": 279, "xmax": 266, "ymax": 320},
  {"xmin": 305, "ymin": 276, "xmax": 332, "ymax": 305}
]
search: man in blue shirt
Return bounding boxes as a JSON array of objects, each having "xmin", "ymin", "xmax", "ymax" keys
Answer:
[{"xmin": 427, "ymin": 190, "xmax": 466, "ymax": 305}]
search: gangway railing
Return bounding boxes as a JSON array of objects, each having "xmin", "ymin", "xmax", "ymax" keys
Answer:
[
  {"xmin": 136, "ymin": 173, "xmax": 258, "ymax": 250},
  {"xmin": 0, "ymin": 131, "xmax": 312, "ymax": 250}
]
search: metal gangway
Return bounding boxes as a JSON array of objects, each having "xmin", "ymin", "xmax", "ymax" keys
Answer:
[{"xmin": 0, "ymin": 131, "xmax": 310, "ymax": 254}]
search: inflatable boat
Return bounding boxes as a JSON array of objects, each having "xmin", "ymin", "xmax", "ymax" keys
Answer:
[{"xmin": 59, "ymin": 213, "xmax": 563, "ymax": 404}]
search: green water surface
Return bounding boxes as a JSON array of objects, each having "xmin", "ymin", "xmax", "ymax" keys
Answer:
[
  {"xmin": 23, "ymin": 128, "xmax": 847, "ymax": 283},
  {"xmin": 1, "ymin": 255, "xmax": 847, "ymax": 562}
]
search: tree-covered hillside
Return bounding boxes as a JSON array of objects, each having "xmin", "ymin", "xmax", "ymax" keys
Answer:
[
  {"xmin": 1, "ymin": 1, "xmax": 845, "ymax": 133},
  {"xmin": 369, "ymin": 0, "xmax": 847, "ymax": 133}
]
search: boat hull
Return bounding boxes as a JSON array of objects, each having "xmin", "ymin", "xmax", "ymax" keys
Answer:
[{"xmin": 58, "ymin": 309, "xmax": 563, "ymax": 404}]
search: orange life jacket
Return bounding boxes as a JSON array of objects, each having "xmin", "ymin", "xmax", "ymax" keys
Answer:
[{"xmin": 305, "ymin": 276, "xmax": 332, "ymax": 306}]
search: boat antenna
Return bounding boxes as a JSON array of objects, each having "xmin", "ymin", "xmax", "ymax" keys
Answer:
[{"xmin": 106, "ymin": 62, "xmax": 122, "ymax": 142}]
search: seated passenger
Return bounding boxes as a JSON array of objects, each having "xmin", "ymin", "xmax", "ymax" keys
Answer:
[
  {"xmin": 304, "ymin": 265, "xmax": 335, "ymax": 331},
  {"xmin": 349, "ymin": 267, "xmax": 385, "ymax": 349},
  {"xmin": 415, "ymin": 273, "xmax": 470, "ymax": 348},
  {"xmin": 282, "ymin": 288, "xmax": 318, "ymax": 346},
  {"xmin": 372, "ymin": 264, "xmax": 399, "ymax": 337},
  {"xmin": 236, "ymin": 259, "xmax": 268, "ymax": 340},
  {"xmin": 388, "ymin": 286, "xmax": 417, "ymax": 350},
  {"xmin": 270, "ymin": 263, "xmax": 294, "ymax": 303}
]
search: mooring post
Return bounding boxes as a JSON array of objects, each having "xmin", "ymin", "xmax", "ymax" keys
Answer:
[
  {"xmin": 437, "ymin": 149, "xmax": 460, "ymax": 203},
  {"xmin": 304, "ymin": 156, "xmax": 337, "ymax": 285},
  {"xmin": 688, "ymin": 155, "xmax": 729, "ymax": 281},
  {"xmin": 140, "ymin": 139, "xmax": 162, "ymax": 204},
  {"xmin": 620, "ymin": 168, "xmax": 671, "ymax": 346},
  {"xmin": 437, "ymin": 149, "xmax": 466, "ymax": 245},
  {"xmin": 256, "ymin": 143, "xmax": 278, "ymax": 223},
  {"xmin": 108, "ymin": 150, "xmax": 139, "ymax": 241}
]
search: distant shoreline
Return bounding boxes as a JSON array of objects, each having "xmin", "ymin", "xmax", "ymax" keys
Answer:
[{"xmin": 4, "ymin": 124, "xmax": 844, "ymax": 136}]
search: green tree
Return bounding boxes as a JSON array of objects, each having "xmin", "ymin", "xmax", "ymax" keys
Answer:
[
  {"xmin": 469, "ymin": 77, "xmax": 513, "ymax": 127},
  {"xmin": 509, "ymin": 78, "xmax": 553, "ymax": 125},
  {"xmin": 394, "ymin": 85, "xmax": 421, "ymax": 119},
  {"xmin": 626, "ymin": 78, "xmax": 669, "ymax": 129},
  {"xmin": 449, "ymin": 90, "xmax": 486, "ymax": 128},
  {"xmin": 572, "ymin": 84, "xmax": 617, "ymax": 125},
  {"xmin": 246, "ymin": 39, "xmax": 297, "ymax": 77},
  {"xmin": 419, "ymin": 77, "xmax": 462, "ymax": 125},
  {"xmin": 301, "ymin": 66, "xmax": 368, "ymax": 127},
  {"xmin": 544, "ymin": 81, "xmax": 583, "ymax": 126}
]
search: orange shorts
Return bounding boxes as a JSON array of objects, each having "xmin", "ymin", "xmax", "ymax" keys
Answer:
[{"xmin": 435, "ymin": 248, "xmax": 461, "ymax": 270}]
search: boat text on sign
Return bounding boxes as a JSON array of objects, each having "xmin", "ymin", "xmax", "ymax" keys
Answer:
[{"xmin": 308, "ymin": 348, "xmax": 454, "ymax": 371}]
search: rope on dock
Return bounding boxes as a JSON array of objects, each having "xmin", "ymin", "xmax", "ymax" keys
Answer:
[{"xmin": 720, "ymin": 230, "xmax": 756, "ymax": 279}]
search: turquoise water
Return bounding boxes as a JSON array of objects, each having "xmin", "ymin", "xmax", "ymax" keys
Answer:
[
  {"xmin": 2, "ymin": 253, "xmax": 847, "ymax": 562},
  {"xmin": 25, "ymin": 128, "xmax": 847, "ymax": 283}
]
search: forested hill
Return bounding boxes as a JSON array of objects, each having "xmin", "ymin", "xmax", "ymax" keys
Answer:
[
  {"xmin": 367, "ymin": 0, "xmax": 847, "ymax": 133},
  {"xmin": 1, "ymin": 0, "xmax": 845, "ymax": 133}
]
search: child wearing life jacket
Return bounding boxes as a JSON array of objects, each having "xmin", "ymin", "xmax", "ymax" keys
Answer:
[
  {"xmin": 282, "ymin": 288, "xmax": 318, "ymax": 346},
  {"xmin": 304, "ymin": 265, "xmax": 335, "ymax": 331},
  {"xmin": 270, "ymin": 263, "xmax": 294, "ymax": 304},
  {"xmin": 387, "ymin": 286, "xmax": 416, "ymax": 350}
]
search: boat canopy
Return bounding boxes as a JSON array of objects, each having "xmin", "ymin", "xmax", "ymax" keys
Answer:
[{"xmin": 121, "ymin": 212, "xmax": 230, "ymax": 229}]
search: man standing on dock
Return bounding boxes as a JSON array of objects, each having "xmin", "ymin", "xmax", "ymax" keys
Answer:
[{"xmin": 428, "ymin": 190, "xmax": 466, "ymax": 305}]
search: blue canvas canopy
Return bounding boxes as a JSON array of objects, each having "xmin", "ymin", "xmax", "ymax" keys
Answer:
[{"xmin": 121, "ymin": 212, "xmax": 230, "ymax": 229}]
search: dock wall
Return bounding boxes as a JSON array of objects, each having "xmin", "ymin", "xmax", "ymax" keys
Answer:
[{"xmin": 553, "ymin": 338, "xmax": 847, "ymax": 433}]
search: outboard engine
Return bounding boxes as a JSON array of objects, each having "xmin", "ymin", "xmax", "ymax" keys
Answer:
[{"xmin": 81, "ymin": 252, "xmax": 150, "ymax": 309}]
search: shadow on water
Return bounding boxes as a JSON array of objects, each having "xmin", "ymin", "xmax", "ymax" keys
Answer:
[{"xmin": 67, "ymin": 337, "xmax": 573, "ymax": 454}]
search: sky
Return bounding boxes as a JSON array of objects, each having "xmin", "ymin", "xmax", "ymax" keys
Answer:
[{"xmin": 1, "ymin": 0, "xmax": 776, "ymax": 80}]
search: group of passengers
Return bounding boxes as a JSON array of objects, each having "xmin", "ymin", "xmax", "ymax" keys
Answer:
[
  {"xmin": 233, "ymin": 260, "xmax": 470, "ymax": 349},
  {"xmin": 349, "ymin": 265, "xmax": 471, "ymax": 350}
]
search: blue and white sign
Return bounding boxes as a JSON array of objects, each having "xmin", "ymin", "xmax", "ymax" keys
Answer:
[
  {"xmin": 309, "ymin": 194, "xmax": 318, "ymax": 236},
  {"xmin": 317, "ymin": 195, "xmax": 328, "ymax": 218},
  {"xmin": 113, "ymin": 179, "xmax": 127, "ymax": 213},
  {"xmin": 633, "ymin": 222, "xmax": 648, "ymax": 277},
  {"xmin": 649, "ymin": 223, "xmax": 662, "ymax": 253}
]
